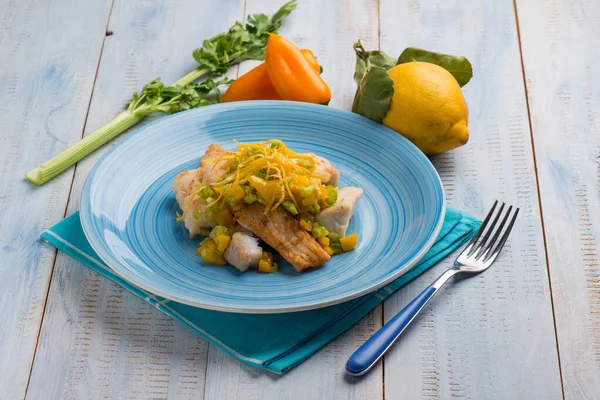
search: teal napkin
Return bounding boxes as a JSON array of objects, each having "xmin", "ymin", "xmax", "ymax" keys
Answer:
[{"xmin": 41, "ymin": 209, "xmax": 479, "ymax": 374}]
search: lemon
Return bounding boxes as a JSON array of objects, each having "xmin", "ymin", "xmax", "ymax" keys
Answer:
[{"xmin": 382, "ymin": 62, "xmax": 469, "ymax": 154}]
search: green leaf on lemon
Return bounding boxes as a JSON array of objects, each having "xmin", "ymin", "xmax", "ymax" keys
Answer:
[
  {"xmin": 352, "ymin": 40, "xmax": 396, "ymax": 85},
  {"xmin": 397, "ymin": 47, "xmax": 473, "ymax": 87},
  {"xmin": 352, "ymin": 65, "xmax": 394, "ymax": 122}
]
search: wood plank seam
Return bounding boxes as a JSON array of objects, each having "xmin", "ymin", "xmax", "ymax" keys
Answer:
[
  {"xmin": 375, "ymin": 0, "xmax": 387, "ymax": 397},
  {"xmin": 511, "ymin": 0, "xmax": 566, "ymax": 398},
  {"xmin": 201, "ymin": 1, "xmax": 247, "ymax": 398},
  {"xmin": 21, "ymin": 0, "xmax": 117, "ymax": 397}
]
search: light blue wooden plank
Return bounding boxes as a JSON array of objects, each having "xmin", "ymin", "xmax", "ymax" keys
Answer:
[
  {"xmin": 379, "ymin": 1, "xmax": 562, "ymax": 399},
  {"xmin": 0, "ymin": 0, "xmax": 112, "ymax": 397},
  {"xmin": 515, "ymin": 0, "xmax": 600, "ymax": 397},
  {"xmin": 25, "ymin": 1, "xmax": 246, "ymax": 399},
  {"xmin": 202, "ymin": 1, "xmax": 382, "ymax": 398}
]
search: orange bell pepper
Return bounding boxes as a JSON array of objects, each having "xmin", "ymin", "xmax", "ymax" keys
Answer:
[
  {"xmin": 220, "ymin": 49, "xmax": 320, "ymax": 103},
  {"xmin": 300, "ymin": 49, "xmax": 320, "ymax": 73},
  {"xmin": 265, "ymin": 34, "xmax": 331, "ymax": 104}
]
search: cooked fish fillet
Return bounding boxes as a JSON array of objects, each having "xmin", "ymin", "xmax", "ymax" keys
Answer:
[
  {"xmin": 172, "ymin": 169, "xmax": 211, "ymax": 237},
  {"xmin": 317, "ymin": 186, "xmax": 363, "ymax": 236},
  {"xmin": 224, "ymin": 232, "xmax": 263, "ymax": 272},
  {"xmin": 236, "ymin": 204, "xmax": 331, "ymax": 271},
  {"xmin": 198, "ymin": 144, "xmax": 233, "ymax": 186},
  {"xmin": 310, "ymin": 154, "xmax": 340, "ymax": 186}
]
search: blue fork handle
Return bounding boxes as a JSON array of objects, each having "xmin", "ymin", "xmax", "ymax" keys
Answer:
[{"xmin": 345, "ymin": 285, "xmax": 437, "ymax": 376}]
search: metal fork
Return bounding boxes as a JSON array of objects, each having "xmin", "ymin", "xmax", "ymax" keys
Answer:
[{"xmin": 345, "ymin": 201, "xmax": 519, "ymax": 376}]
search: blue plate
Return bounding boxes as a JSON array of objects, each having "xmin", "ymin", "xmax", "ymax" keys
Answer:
[{"xmin": 80, "ymin": 102, "xmax": 445, "ymax": 313}]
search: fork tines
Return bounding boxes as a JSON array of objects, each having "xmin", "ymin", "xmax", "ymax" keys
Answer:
[{"xmin": 465, "ymin": 201, "xmax": 519, "ymax": 262}]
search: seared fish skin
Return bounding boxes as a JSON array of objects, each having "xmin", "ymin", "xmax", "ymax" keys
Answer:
[{"xmin": 236, "ymin": 204, "xmax": 331, "ymax": 271}]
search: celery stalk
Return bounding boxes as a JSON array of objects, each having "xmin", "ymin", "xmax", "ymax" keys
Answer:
[
  {"xmin": 25, "ymin": 66, "xmax": 211, "ymax": 186},
  {"xmin": 25, "ymin": 111, "xmax": 142, "ymax": 185},
  {"xmin": 174, "ymin": 67, "xmax": 210, "ymax": 87}
]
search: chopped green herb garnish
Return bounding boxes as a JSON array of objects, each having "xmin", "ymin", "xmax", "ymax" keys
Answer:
[
  {"xmin": 330, "ymin": 243, "xmax": 343, "ymax": 254},
  {"xmin": 197, "ymin": 185, "xmax": 215, "ymax": 198},
  {"xmin": 326, "ymin": 185, "xmax": 338, "ymax": 205},
  {"xmin": 255, "ymin": 169, "xmax": 267, "ymax": 179},
  {"xmin": 244, "ymin": 193, "xmax": 258, "ymax": 204},
  {"xmin": 212, "ymin": 225, "xmax": 229, "ymax": 236},
  {"xmin": 327, "ymin": 232, "xmax": 341, "ymax": 243},
  {"xmin": 299, "ymin": 185, "xmax": 315, "ymax": 198},
  {"xmin": 199, "ymin": 228, "xmax": 211, "ymax": 237},
  {"xmin": 312, "ymin": 225, "xmax": 328, "ymax": 238},
  {"xmin": 282, "ymin": 201, "xmax": 299, "ymax": 215}
]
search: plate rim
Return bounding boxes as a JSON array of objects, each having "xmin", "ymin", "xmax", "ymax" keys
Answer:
[{"xmin": 80, "ymin": 101, "xmax": 446, "ymax": 313}]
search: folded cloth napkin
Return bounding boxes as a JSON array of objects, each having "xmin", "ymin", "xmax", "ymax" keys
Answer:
[{"xmin": 41, "ymin": 208, "xmax": 479, "ymax": 374}]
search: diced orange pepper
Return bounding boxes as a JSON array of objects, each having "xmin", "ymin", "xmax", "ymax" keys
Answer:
[
  {"xmin": 318, "ymin": 185, "xmax": 329, "ymax": 199},
  {"xmin": 317, "ymin": 236, "xmax": 330, "ymax": 247},
  {"xmin": 299, "ymin": 219, "xmax": 312, "ymax": 231},
  {"xmin": 214, "ymin": 233, "xmax": 231, "ymax": 254},
  {"xmin": 258, "ymin": 251, "xmax": 274, "ymax": 273},
  {"xmin": 214, "ymin": 209, "xmax": 234, "ymax": 227},
  {"xmin": 262, "ymin": 181, "xmax": 283, "ymax": 204},
  {"xmin": 249, "ymin": 176, "xmax": 282, "ymax": 204},
  {"xmin": 265, "ymin": 34, "xmax": 331, "ymax": 104},
  {"xmin": 196, "ymin": 238, "xmax": 227, "ymax": 265},
  {"xmin": 226, "ymin": 184, "xmax": 245, "ymax": 202},
  {"xmin": 293, "ymin": 176, "xmax": 311, "ymax": 187},
  {"xmin": 248, "ymin": 175, "xmax": 267, "ymax": 191},
  {"xmin": 340, "ymin": 233, "xmax": 358, "ymax": 252}
]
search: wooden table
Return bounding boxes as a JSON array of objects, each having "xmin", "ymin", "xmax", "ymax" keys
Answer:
[{"xmin": 1, "ymin": 0, "xmax": 597, "ymax": 398}]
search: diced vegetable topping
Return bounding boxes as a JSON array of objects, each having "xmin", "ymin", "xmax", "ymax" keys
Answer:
[
  {"xmin": 214, "ymin": 209, "xmax": 234, "ymax": 227},
  {"xmin": 317, "ymin": 236, "xmax": 330, "ymax": 247},
  {"xmin": 282, "ymin": 201, "xmax": 299, "ymax": 215},
  {"xmin": 325, "ymin": 185, "xmax": 338, "ymax": 205},
  {"xmin": 327, "ymin": 232, "xmax": 341, "ymax": 243},
  {"xmin": 196, "ymin": 238, "xmax": 227, "ymax": 265},
  {"xmin": 329, "ymin": 243, "xmax": 343, "ymax": 254},
  {"xmin": 200, "ymin": 140, "xmax": 337, "ymax": 220},
  {"xmin": 271, "ymin": 262, "xmax": 279, "ymax": 272},
  {"xmin": 299, "ymin": 218, "xmax": 312, "ymax": 231},
  {"xmin": 311, "ymin": 224, "xmax": 328, "ymax": 238},
  {"xmin": 199, "ymin": 228, "xmax": 211, "ymax": 237},
  {"xmin": 211, "ymin": 225, "xmax": 229, "ymax": 236},
  {"xmin": 340, "ymin": 233, "xmax": 358, "ymax": 252},
  {"xmin": 197, "ymin": 185, "xmax": 215, "ymax": 199},
  {"xmin": 214, "ymin": 233, "xmax": 231, "ymax": 254},
  {"xmin": 258, "ymin": 251, "xmax": 276, "ymax": 273},
  {"xmin": 244, "ymin": 192, "xmax": 258, "ymax": 204}
]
